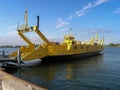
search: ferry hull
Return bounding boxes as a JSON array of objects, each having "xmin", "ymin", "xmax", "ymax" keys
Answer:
[{"xmin": 41, "ymin": 51, "xmax": 103, "ymax": 62}]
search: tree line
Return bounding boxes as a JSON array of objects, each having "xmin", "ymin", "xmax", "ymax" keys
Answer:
[{"xmin": 108, "ymin": 43, "xmax": 120, "ymax": 47}]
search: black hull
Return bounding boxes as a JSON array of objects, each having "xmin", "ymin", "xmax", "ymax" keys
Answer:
[{"xmin": 41, "ymin": 51, "xmax": 103, "ymax": 62}]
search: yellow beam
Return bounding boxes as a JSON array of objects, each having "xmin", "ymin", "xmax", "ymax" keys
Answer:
[
  {"xmin": 33, "ymin": 26, "xmax": 50, "ymax": 45},
  {"xmin": 18, "ymin": 32, "xmax": 33, "ymax": 45},
  {"xmin": 18, "ymin": 27, "xmax": 34, "ymax": 33}
]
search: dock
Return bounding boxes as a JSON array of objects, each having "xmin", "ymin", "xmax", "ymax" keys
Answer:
[
  {"xmin": 0, "ymin": 68, "xmax": 47, "ymax": 90},
  {"xmin": 0, "ymin": 58, "xmax": 17, "ymax": 63},
  {"xmin": 0, "ymin": 50, "xmax": 17, "ymax": 63},
  {"xmin": 0, "ymin": 50, "xmax": 24, "ymax": 68},
  {"xmin": 0, "ymin": 51, "xmax": 47, "ymax": 90}
]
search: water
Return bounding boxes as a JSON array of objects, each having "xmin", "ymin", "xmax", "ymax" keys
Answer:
[
  {"xmin": 4, "ymin": 47, "xmax": 120, "ymax": 90},
  {"xmin": 0, "ymin": 48, "xmax": 19, "ymax": 55}
]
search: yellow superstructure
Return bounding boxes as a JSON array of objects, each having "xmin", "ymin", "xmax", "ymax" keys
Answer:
[{"xmin": 9, "ymin": 11, "xmax": 104, "ymax": 61}]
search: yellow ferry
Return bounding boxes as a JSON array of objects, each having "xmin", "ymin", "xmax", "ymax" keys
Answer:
[{"xmin": 9, "ymin": 11, "xmax": 104, "ymax": 61}]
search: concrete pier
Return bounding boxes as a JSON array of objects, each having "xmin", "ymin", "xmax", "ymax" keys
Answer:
[{"xmin": 0, "ymin": 68, "xmax": 47, "ymax": 90}]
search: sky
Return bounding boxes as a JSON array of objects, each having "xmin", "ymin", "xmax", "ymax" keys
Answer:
[{"xmin": 0, "ymin": 0, "xmax": 120, "ymax": 45}]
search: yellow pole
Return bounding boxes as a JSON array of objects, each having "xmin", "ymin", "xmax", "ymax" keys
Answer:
[
  {"xmin": 18, "ymin": 32, "xmax": 33, "ymax": 45},
  {"xmin": 24, "ymin": 10, "xmax": 28, "ymax": 28},
  {"xmin": 34, "ymin": 26, "xmax": 49, "ymax": 45}
]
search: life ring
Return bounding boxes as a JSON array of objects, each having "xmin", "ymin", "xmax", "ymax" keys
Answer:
[{"xmin": 49, "ymin": 46, "xmax": 54, "ymax": 51}]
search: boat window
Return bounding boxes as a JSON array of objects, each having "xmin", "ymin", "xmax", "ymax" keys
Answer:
[
  {"xmin": 55, "ymin": 42, "xmax": 59, "ymax": 45},
  {"xmin": 74, "ymin": 46, "xmax": 77, "ymax": 49},
  {"xmin": 72, "ymin": 41, "xmax": 74, "ymax": 44},
  {"xmin": 94, "ymin": 43, "xmax": 98, "ymax": 45}
]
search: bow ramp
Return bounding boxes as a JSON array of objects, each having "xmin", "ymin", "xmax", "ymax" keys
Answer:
[
  {"xmin": 9, "ymin": 11, "xmax": 49, "ymax": 61},
  {"xmin": 9, "ymin": 26, "xmax": 48, "ymax": 61}
]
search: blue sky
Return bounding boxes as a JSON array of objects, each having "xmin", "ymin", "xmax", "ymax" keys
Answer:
[{"xmin": 0, "ymin": 0, "xmax": 120, "ymax": 45}]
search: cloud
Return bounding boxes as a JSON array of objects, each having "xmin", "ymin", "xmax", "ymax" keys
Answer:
[
  {"xmin": 60, "ymin": 28, "xmax": 70, "ymax": 32},
  {"xmin": 68, "ymin": 0, "xmax": 108, "ymax": 19},
  {"xmin": 8, "ymin": 24, "xmax": 17, "ymax": 30},
  {"xmin": 0, "ymin": 24, "xmax": 44, "ymax": 45},
  {"xmin": 91, "ymin": 29, "xmax": 111, "ymax": 34},
  {"xmin": 7, "ymin": 31, "xmax": 17, "ymax": 36},
  {"xmin": 56, "ymin": 21, "xmax": 69, "ymax": 28},
  {"xmin": 113, "ymin": 8, "xmax": 120, "ymax": 14},
  {"xmin": 0, "ymin": 32, "xmax": 2, "ymax": 36},
  {"xmin": 0, "ymin": 31, "xmax": 43, "ymax": 45},
  {"xmin": 56, "ymin": 0, "xmax": 109, "ymax": 31},
  {"xmin": 0, "ymin": 35, "xmax": 26, "ymax": 45},
  {"xmin": 94, "ymin": 0, "xmax": 108, "ymax": 7},
  {"xmin": 56, "ymin": 17, "xmax": 69, "ymax": 28},
  {"xmin": 83, "ymin": 29, "xmax": 111, "ymax": 34}
]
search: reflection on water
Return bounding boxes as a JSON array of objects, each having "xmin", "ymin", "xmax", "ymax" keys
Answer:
[{"xmin": 6, "ymin": 48, "xmax": 120, "ymax": 90}]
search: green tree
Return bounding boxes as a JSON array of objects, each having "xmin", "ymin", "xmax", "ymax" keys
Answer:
[{"xmin": 109, "ymin": 43, "xmax": 116, "ymax": 47}]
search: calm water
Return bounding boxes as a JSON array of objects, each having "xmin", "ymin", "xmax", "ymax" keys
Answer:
[{"xmin": 5, "ymin": 47, "xmax": 120, "ymax": 90}]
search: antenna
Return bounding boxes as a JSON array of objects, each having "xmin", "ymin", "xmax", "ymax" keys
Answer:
[
  {"xmin": 24, "ymin": 9, "xmax": 28, "ymax": 28},
  {"xmin": 69, "ymin": 28, "xmax": 72, "ymax": 35},
  {"xmin": 95, "ymin": 33, "xmax": 98, "ymax": 41},
  {"xmin": 69, "ymin": 28, "xmax": 72, "ymax": 31}
]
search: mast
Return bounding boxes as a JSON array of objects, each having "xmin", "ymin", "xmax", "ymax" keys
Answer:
[
  {"xmin": 17, "ymin": 10, "xmax": 33, "ymax": 46},
  {"xmin": 24, "ymin": 9, "xmax": 28, "ymax": 28}
]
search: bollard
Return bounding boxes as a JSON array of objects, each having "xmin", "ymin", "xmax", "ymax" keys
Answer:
[
  {"xmin": 2, "ymin": 49, "xmax": 5, "ymax": 57},
  {"xmin": 2, "ymin": 63, "xmax": 5, "ymax": 67},
  {"xmin": 17, "ymin": 50, "xmax": 21, "ymax": 67}
]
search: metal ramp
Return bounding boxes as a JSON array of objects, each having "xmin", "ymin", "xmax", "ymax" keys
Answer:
[{"xmin": 9, "ymin": 10, "xmax": 48, "ymax": 61}]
